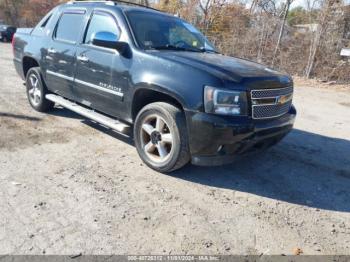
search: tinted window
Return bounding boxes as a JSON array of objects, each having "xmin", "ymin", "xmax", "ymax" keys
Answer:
[
  {"xmin": 41, "ymin": 14, "xmax": 52, "ymax": 28},
  {"xmin": 55, "ymin": 12, "xmax": 85, "ymax": 43},
  {"xmin": 84, "ymin": 12, "xmax": 120, "ymax": 44},
  {"xmin": 126, "ymin": 11, "xmax": 216, "ymax": 52}
]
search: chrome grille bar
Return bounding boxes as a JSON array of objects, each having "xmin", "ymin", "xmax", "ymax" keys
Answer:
[
  {"xmin": 251, "ymin": 86, "xmax": 293, "ymax": 119},
  {"xmin": 251, "ymin": 86, "xmax": 293, "ymax": 99}
]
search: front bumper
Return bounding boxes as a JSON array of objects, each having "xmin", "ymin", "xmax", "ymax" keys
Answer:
[{"xmin": 185, "ymin": 105, "xmax": 296, "ymax": 166}]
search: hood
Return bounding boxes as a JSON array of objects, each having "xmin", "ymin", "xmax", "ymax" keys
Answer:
[{"xmin": 153, "ymin": 51, "xmax": 292, "ymax": 85}]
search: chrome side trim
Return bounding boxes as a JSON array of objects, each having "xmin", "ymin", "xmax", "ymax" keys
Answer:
[
  {"xmin": 46, "ymin": 70, "xmax": 124, "ymax": 97},
  {"xmin": 75, "ymin": 78, "xmax": 124, "ymax": 97},
  {"xmin": 46, "ymin": 70, "xmax": 74, "ymax": 81}
]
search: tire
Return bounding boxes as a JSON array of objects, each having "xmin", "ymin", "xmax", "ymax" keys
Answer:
[
  {"xmin": 26, "ymin": 67, "xmax": 54, "ymax": 112},
  {"xmin": 134, "ymin": 102, "xmax": 190, "ymax": 173}
]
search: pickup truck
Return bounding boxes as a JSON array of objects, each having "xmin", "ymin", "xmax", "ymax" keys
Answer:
[{"xmin": 13, "ymin": 0, "xmax": 296, "ymax": 172}]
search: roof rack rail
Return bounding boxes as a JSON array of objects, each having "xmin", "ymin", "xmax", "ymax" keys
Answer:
[
  {"xmin": 69, "ymin": 0, "xmax": 161, "ymax": 12},
  {"xmin": 67, "ymin": 1, "xmax": 115, "ymax": 6}
]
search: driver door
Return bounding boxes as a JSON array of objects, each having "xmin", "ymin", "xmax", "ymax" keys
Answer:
[{"xmin": 74, "ymin": 11, "xmax": 127, "ymax": 118}]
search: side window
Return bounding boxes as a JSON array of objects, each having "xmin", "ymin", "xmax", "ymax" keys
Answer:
[
  {"xmin": 55, "ymin": 12, "xmax": 85, "ymax": 43},
  {"xmin": 41, "ymin": 14, "xmax": 52, "ymax": 28},
  {"xmin": 84, "ymin": 12, "xmax": 120, "ymax": 44}
]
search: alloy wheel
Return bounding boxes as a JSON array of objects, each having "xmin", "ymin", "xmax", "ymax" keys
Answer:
[
  {"xmin": 140, "ymin": 114, "xmax": 173, "ymax": 163},
  {"xmin": 28, "ymin": 74, "xmax": 42, "ymax": 106}
]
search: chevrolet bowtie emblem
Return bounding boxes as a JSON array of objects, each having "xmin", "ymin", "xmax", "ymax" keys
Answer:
[{"xmin": 275, "ymin": 94, "xmax": 292, "ymax": 105}]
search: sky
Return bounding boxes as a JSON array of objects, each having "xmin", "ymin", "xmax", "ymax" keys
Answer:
[
  {"xmin": 241, "ymin": 0, "xmax": 350, "ymax": 10},
  {"xmin": 290, "ymin": 0, "xmax": 306, "ymax": 8},
  {"xmin": 290, "ymin": 0, "xmax": 350, "ymax": 8}
]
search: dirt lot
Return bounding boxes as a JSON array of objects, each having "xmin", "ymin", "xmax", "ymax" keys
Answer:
[{"xmin": 0, "ymin": 42, "xmax": 350, "ymax": 255}]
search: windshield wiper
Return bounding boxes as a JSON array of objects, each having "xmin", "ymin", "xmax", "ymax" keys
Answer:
[
  {"xmin": 151, "ymin": 45, "xmax": 202, "ymax": 52},
  {"xmin": 150, "ymin": 44, "xmax": 220, "ymax": 54},
  {"xmin": 199, "ymin": 47, "xmax": 220, "ymax": 54}
]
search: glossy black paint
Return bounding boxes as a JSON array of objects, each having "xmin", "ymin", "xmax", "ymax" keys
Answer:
[
  {"xmin": 12, "ymin": 2, "xmax": 296, "ymax": 163},
  {"xmin": 189, "ymin": 106, "xmax": 296, "ymax": 165}
]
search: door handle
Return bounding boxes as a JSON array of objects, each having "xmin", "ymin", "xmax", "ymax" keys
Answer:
[
  {"xmin": 77, "ymin": 55, "xmax": 89, "ymax": 63},
  {"xmin": 48, "ymin": 48, "xmax": 57, "ymax": 54}
]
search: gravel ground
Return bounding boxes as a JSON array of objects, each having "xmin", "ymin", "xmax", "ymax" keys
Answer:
[{"xmin": 0, "ymin": 42, "xmax": 350, "ymax": 255}]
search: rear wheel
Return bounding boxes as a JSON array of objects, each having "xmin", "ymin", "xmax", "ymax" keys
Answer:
[
  {"xmin": 26, "ymin": 67, "xmax": 54, "ymax": 112},
  {"xmin": 134, "ymin": 102, "xmax": 190, "ymax": 173}
]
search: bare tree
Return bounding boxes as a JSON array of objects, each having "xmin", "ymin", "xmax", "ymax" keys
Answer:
[
  {"xmin": 271, "ymin": 0, "xmax": 293, "ymax": 67},
  {"xmin": 0, "ymin": 0, "xmax": 25, "ymax": 26},
  {"xmin": 199, "ymin": 0, "xmax": 212, "ymax": 31},
  {"xmin": 305, "ymin": 0, "xmax": 336, "ymax": 78},
  {"xmin": 140, "ymin": 0, "xmax": 150, "ymax": 6},
  {"xmin": 0, "ymin": 0, "xmax": 348, "ymax": 82}
]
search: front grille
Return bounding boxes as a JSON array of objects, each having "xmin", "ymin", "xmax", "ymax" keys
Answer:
[
  {"xmin": 251, "ymin": 86, "xmax": 293, "ymax": 99},
  {"xmin": 251, "ymin": 86, "xmax": 293, "ymax": 119},
  {"xmin": 253, "ymin": 100, "xmax": 292, "ymax": 119}
]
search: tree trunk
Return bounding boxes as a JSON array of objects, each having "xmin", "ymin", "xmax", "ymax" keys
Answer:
[
  {"xmin": 271, "ymin": 0, "xmax": 291, "ymax": 67},
  {"xmin": 304, "ymin": 0, "xmax": 335, "ymax": 78},
  {"xmin": 141, "ymin": 0, "xmax": 149, "ymax": 6}
]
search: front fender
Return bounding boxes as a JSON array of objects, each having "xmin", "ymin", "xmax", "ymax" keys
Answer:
[
  {"xmin": 131, "ymin": 82, "xmax": 188, "ymax": 109},
  {"xmin": 129, "ymin": 51, "xmax": 223, "ymax": 113}
]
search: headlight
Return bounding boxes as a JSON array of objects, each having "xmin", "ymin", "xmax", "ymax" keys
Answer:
[{"xmin": 204, "ymin": 86, "xmax": 247, "ymax": 116}]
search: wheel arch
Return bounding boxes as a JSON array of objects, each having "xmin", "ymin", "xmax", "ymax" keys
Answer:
[
  {"xmin": 131, "ymin": 86, "xmax": 187, "ymax": 122},
  {"xmin": 22, "ymin": 56, "xmax": 40, "ymax": 78}
]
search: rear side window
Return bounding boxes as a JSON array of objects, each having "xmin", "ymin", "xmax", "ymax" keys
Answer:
[
  {"xmin": 41, "ymin": 14, "xmax": 52, "ymax": 28},
  {"xmin": 84, "ymin": 12, "xmax": 120, "ymax": 44},
  {"xmin": 55, "ymin": 12, "xmax": 85, "ymax": 43}
]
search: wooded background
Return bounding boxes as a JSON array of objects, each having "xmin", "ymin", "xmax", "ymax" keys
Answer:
[{"xmin": 1, "ymin": 0, "xmax": 349, "ymax": 82}]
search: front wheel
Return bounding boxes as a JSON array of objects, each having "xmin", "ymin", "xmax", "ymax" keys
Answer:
[{"xmin": 134, "ymin": 102, "xmax": 190, "ymax": 173}]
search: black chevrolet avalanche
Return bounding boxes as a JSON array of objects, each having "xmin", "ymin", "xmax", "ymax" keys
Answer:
[{"xmin": 12, "ymin": 1, "xmax": 296, "ymax": 172}]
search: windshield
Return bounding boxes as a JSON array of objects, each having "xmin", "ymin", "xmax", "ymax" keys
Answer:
[{"xmin": 125, "ymin": 11, "xmax": 216, "ymax": 52}]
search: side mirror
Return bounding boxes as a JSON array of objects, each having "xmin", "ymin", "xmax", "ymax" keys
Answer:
[{"xmin": 92, "ymin": 31, "xmax": 129, "ymax": 56}]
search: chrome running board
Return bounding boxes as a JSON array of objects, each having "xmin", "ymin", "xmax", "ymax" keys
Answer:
[{"xmin": 46, "ymin": 94, "xmax": 130, "ymax": 134}]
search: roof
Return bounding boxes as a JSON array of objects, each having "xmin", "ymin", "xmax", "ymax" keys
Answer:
[{"xmin": 67, "ymin": 0, "xmax": 161, "ymax": 13}]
